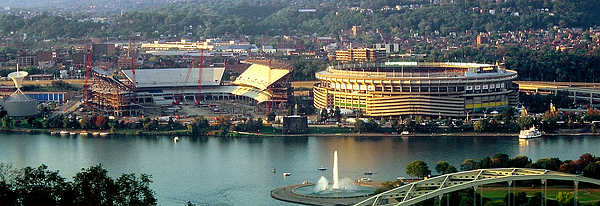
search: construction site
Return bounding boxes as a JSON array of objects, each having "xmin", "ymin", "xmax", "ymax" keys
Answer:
[{"xmin": 80, "ymin": 51, "xmax": 295, "ymax": 121}]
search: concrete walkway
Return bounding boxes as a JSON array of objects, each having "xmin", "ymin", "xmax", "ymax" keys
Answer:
[{"xmin": 270, "ymin": 184, "xmax": 375, "ymax": 206}]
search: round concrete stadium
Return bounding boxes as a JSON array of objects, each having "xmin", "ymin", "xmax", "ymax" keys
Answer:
[{"xmin": 313, "ymin": 62, "xmax": 518, "ymax": 119}]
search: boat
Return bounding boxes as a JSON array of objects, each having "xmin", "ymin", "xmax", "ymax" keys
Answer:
[
  {"xmin": 318, "ymin": 166, "xmax": 327, "ymax": 171},
  {"xmin": 70, "ymin": 132, "xmax": 77, "ymax": 135},
  {"xmin": 364, "ymin": 171, "xmax": 373, "ymax": 175},
  {"xmin": 99, "ymin": 132, "xmax": 109, "ymax": 136},
  {"xmin": 92, "ymin": 132, "xmax": 100, "ymax": 135},
  {"xmin": 272, "ymin": 168, "xmax": 276, "ymax": 173},
  {"xmin": 59, "ymin": 130, "xmax": 69, "ymax": 135},
  {"xmin": 519, "ymin": 126, "xmax": 543, "ymax": 139},
  {"xmin": 173, "ymin": 136, "xmax": 179, "ymax": 142},
  {"xmin": 359, "ymin": 177, "xmax": 372, "ymax": 182},
  {"xmin": 283, "ymin": 172, "xmax": 291, "ymax": 177},
  {"xmin": 80, "ymin": 131, "xmax": 88, "ymax": 135}
]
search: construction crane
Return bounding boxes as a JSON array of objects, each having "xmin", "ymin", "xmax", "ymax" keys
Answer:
[
  {"xmin": 173, "ymin": 59, "xmax": 195, "ymax": 105},
  {"xmin": 195, "ymin": 49, "xmax": 204, "ymax": 106},
  {"xmin": 82, "ymin": 49, "xmax": 93, "ymax": 105},
  {"xmin": 267, "ymin": 60, "xmax": 272, "ymax": 115},
  {"xmin": 130, "ymin": 38, "xmax": 137, "ymax": 90}
]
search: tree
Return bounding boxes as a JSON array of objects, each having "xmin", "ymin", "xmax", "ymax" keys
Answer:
[
  {"xmin": 95, "ymin": 115, "xmax": 108, "ymax": 130},
  {"xmin": 187, "ymin": 116, "xmax": 210, "ymax": 135},
  {"xmin": 461, "ymin": 159, "xmax": 477, "ymax": 171},
  {"xmin": 354, "ymin": 119, "xmax": 365, "ymax": 132},
  {"xmin": 445, "ymin": 165, "xmax": 458, "ymax": 174},
  {"xmin": 406, "ymin": 160, "xmax": 431, "ymax": 179},
  {"xmin": 517, "ymin": 116, "xmax": 535, "ymax": 129},
  {"xmin": 435, "ymin": 161, "xmax": 450, "ymax": 174},
  {"xmin": 583, "ymin": 161, "xmax": 600, "ymax": 179},
  {"xmin": 72, "ymin": 164, "xmax": 116, "ymax": 205},
  {"xmin": 555, "ymin": 191, "xmax": 574, "ymax": 205},
  {"xmin": 473, "ymin": 120, "xmax": 487, "ymax": 132},
  {"xmin": 508, "ymin": 155, "xmax": 532, "ymax": 168},
  {"xmin": 1, "ymin": 116, "xmax": 13, "ymax": 130},
  {"xmin": 14, "ymin": 165, "xmax": 68, "ymax": 205},
  {"xmin": 115, "ymin": 173, "xmax": 157, "ymax": 205},
  {"xmin": 320, "ymin": 108, "xmax": 329, "ymax": 122},
  {"xmin": 267, "ymin": 112, "xmax": 276, "ymax": 122},
  {"xmin": 334, "ymin": 106, "xmax": 341, "ymax": 122}
]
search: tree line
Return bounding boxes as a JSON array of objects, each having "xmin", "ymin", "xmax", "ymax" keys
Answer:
[
  {"xmin": 0, "ymin": 163, "xmax": 156, "ymax": 205},
  {"xmin": 1, "ymin": 0, "xmax": 599, "ymax": 44}
]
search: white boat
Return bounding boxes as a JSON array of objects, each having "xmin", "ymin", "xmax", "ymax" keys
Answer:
[
  {"xmin": 80, "ymin": 131, "xmax": 88, "ymax": 135},
  {"xmin": 364, "ymin": 171, "xmax": 373, "ymax": 175},
  {"xmin": 283, "ymin": 172, "xmax": 291, "ymax": 177},
  {"xmin": 318, "ymin": 166, "xmax": 327, "ymax": 171},
  {"xmin": 99, "ymin": 132, "xmax": 109, "ymax": 136},
  {"xmin": 519, "ymin": 127, "xmax": 543, "ymax": 139},
  {"xmin": 92, "ymin": 132, "xmax": 100, "ymax": 135},
  {"xmin": 59, "ymin": 130, "xmax": 69, "ymax": 135},
  {"xmin": 173, "ymin": 136, "xmax": 179, "ymax": 142}
]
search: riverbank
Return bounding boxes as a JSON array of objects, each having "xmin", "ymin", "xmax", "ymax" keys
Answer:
[{"xmin": 7, "ymin": 127, "xmax": 600, "ymax": 138}]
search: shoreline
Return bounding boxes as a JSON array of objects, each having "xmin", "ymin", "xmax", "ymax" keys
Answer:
[{"xmin": 5, "ymin": 128, "xmax": 600, "ymax": 138}]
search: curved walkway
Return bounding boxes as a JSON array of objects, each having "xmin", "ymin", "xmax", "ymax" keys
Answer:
[{"xmin": 271, "ymin": 183, "xmax": 375, "ymax": 206}]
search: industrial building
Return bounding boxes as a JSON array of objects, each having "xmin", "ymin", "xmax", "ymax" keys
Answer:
[
  {"xmin": 313, "ymin": 62, "xmax": 519, "ymax": 119},
  {"xmin": 0, "ymin": 71, "xmax": 39, "ymax": 117}
]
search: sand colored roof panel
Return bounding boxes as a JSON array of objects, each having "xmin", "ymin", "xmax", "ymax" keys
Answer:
[
  {"xmin": 122, "ymin": 68, "xmax": 225, "ymax": 88},
  {"xmin": 233, "ymin": 64, "xmax": 289, "ymax": 90}
]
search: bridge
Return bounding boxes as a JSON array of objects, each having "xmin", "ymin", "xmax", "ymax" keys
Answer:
[
  {"xmin": 353, "ymin": 168, "xmax": 600, "ymax": 206},
  {"xmin": 515, "ymin": 81, "xmax": 600, "ymax": 105}
]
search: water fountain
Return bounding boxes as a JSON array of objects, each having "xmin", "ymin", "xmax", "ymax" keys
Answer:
[{"xmin": 293, "ymin": 151, "xmax": 376, "ymax": 197}]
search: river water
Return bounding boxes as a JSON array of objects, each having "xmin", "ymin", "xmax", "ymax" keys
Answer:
[{"xmin": 0, "ymin": 133, "xmax": 598, "ymax": 205}]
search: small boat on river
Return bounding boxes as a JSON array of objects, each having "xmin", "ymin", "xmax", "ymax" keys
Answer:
[
  {"xmin": 318, "ymin": 166, "xmax": 327, "ymax": 171},
  {"xmin": 519, "ymin": 126, "xmax": 543, "ymax": 139},
  {"xmin": 283, "ymin": 172, "xmax": 291, "ymax": 177}
]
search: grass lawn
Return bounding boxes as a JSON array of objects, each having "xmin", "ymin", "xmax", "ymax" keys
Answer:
[
  {"xmin": 308, "ymin": 126, "xmax": 353, "ymax": 134},
  {"xmin": 478, "ymin": 187, "xmax": 600, "ymax": 202}
]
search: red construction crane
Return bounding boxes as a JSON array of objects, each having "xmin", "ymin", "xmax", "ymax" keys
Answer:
[
  {"xmin": 173, "ymin": 59, "xmax": 195, "ymax": 105},
  {"xmin": 267, "ymin": 60, "xmax": 272, "ymax": 115},
  {"xmin": 130, "ymin": 38, "xmax": 137, "ymax": 90},
  {"xmin": 195, "ymin": 49, "xmax": 204, "ymax": 105},
  {"xmin": 82, "ymin": 49, "xmax": 93, "ymax": 104}
]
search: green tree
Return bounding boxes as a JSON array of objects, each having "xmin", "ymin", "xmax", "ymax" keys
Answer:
[
  {"xmin": 1, "ymin": 116, "xmax": 13, "ymax": 130},
  {"xmin": 555, "ymin": 191, "xmax": 574, "ymax": 205},
  {"xmin": 517, "ymin": 116, "xmax": 535, "ymax": 129},
  {"xmin": 435, "ymin": 161, "xmax": 450, "ymax": 175},
  {"xmin": 461, "ymin": 159, "xmax": 477, "ymax": 171},
  {"xmin": 583, "ymin": 161, "xmax": 600, "ymax": 179},
  {"xmin": 473, "ymin": 120, "xmax": 487, "ymax": 132},
  {"xmin": 267, "ymin": 112, "xmax": 276, "ymax": 122},
  {"xmin": 72, "ymin": 164, "xmax": 116, "ymax": 205},
  {"xmin": 334, "ymin": 106, "xmax": 341, "ymax": 122},
  {"xmin": 14, "ymin": 165, "xmax": 68, "ymax": 205},
  {"xmin": 406, "ymin": 160, "xmax": 431, "ymax": 179},
  {"xmin": 115, "ymin": 173, "xmax": 157, "ymax": 205},
  {"xmin": 354, "ymin": 119, "xmax": 365, "ymax": 132},
  {"xmin": 187, "ymin": 116, "xmax": 210, "ymax": 135}
]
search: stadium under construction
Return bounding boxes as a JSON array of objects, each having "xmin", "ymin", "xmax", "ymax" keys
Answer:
[
  {"xmin": 313, "ymin": 62, "xmax": 519, "ymax": 119},
  {"xmin": 83, "ymin": 60, "xmax": 294, "ymax": 117}
]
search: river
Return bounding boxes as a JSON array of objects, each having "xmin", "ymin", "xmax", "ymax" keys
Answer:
[{"xmin": 0, "ymin": 133, "xmax": 597, "ymax": 205}]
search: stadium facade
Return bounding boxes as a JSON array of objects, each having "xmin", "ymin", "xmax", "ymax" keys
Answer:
[{"xmin": 313, "ymin": 62, "xmax": 518, "ymax": 119}]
